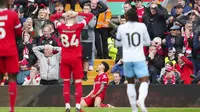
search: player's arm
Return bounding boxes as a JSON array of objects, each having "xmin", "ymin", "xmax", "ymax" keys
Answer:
[
  {"xmin": 32, "ymin": 46, "xmax": 45, "ymax": 59},
  {"xmin": 50, "ymin": 13, "xmax": 63, "ymax": 28},
  {"xmin": 115, "ymin": 26, "xmax": 122, "ymax": 47},
  {"xmin": 85, "ymin": 90, "xmax": 94, "ymax": 98},
  {"xmin": 78, "ymin": 12, "xmax": 93, "ymax": 26},
  {"xmin": 92, "ymin": 82, "xmax": 107, "ymax": 97},
  {"xmin": 142, "ymin": 24, "xmax": 151, "ymax": 46},
  {"xmin": 14, "ymin": 11, "xmax": 22, "ymax": 37}
]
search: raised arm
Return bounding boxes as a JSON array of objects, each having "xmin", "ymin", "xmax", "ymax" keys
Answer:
[
  {"xmin": 78, "ymin": 12, "xmax": 93, "ymax": 25},
  {"xmin": 32, "ymin": 46, "xmax": 45, "ymax": 59},
  {"xmin": 98, "ymin": 1, "xmax": 108, "ymax": 13}
]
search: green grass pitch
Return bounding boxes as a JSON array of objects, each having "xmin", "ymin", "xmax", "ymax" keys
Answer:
[{"xmin": 0, "ymin": 107, "xmax": 200, "ymax": 112}]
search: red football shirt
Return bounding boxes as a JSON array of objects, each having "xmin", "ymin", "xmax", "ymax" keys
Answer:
[
  {"xmin": 50, "ymin": 12, "xmax": 93, "ymax": 60},
  {"xmin": 0, "ymin": 8, "xmax": 22, "ymax": 56},
  {"xmin": 93, "ymin": 73, "xmax": 109, "ymax": 96},
  {"xmin": 136, "ymin": 7, "xmax": 145, "ymax": 23}
]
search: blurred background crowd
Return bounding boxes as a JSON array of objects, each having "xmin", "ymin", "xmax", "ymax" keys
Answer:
[{"xmin": 1, "ymin": 0, "xmax": 200, "ymax": 86}]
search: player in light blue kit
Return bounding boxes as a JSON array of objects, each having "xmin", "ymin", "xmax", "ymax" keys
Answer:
[{"xmin": 116, "ymin": 8, "xmax": 151, "ymax": 112}]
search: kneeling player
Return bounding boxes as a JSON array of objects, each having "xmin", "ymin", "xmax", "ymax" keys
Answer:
[{"xmin": 81, "ymin": 62, "xmax": 114, "ymax": 108}]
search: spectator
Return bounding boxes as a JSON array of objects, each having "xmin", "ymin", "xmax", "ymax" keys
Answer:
[
  {"xmin": 109, "ymin": 72, "xmax": 124, "ymax": 85},
  {"xmin": 18, "ymin": 7, "xmax": 26, "ymax": 25},
  {"xmin": 164, "ymin": 25, "xmax": 184, "ymax": 55},
  {"xmin": 151, "ymin": 37, "xmax": 165, "ymax": 56},
  {"xmin": 194, "ymin": 0, "xmax": 200, "ymax": 12},
  {"xmin": 143, "ymin": 3, "xmax": 168, "ymax": 40},
  {"xmin": 32, "ymin": 25, "xmax": 60, "ymax": 47},
  {"xmin": 23, "ymin": 65, "xmax": 41, "ymax": 85},
  {"xmin": 171, "ymin": 0, "xmax": 192, "ymax": 17},
  {"xmin": 177, "ymin": 10, "xmax": 200, "ymax": 35},
  {"xmin": 0, "ymin": 74, "xmax": 9, "ymax": 86},
  {"xmin": 165, "ymin": 47, "xmax": 177, "ymax": 65},
  {"xmin": 79, "ymin": 0, "xmax": 108, "ymax": 18},
  {"xmin": 181, "ymin": 21, "xmax": 193, "ymax": 57},
  {"xmin": 78, "ymin": 3, "xmax": 97, "ymax": 80},
  {"xmin": 161, "ymin": 66, "xmax": 179, "ymax": 85},
  {"xmin": 111, "ymin": 59, "xmax": 124, "ymax": 82},
  {"xmin": 175, "ymin": 53, "xmax": 193, "ymax": 84},
  {"xmin": 95, "ymin": 5, "xmax": 112, "ymax": 59},
  {"xmin": 134, "ymin": 0, "xmax": 146, "ymax": 22},
  {"xmin": 33, "ymin": 8, "xmax": 50, "ymax": 37},
  {"xmin": 17, "ymin": 59, "xmax": 30, "ymax": 85},
  {"xmin": 24, "ymin": 0, "xmax": 38, "ymax": 18},
  {"xmin": 22, "ymin": 17, "xmax": 34, "ymax": 33},
  {"xmin": 54, "ymin": 1, "xmax": 65, "ymax": 14},
  {"xmin": 160, "ymin": 61, "xmax": 174, "ymax": 77},
  {"xmin": 32, "ymin": 45, "xmax": 61, "ymax": 85},
  {"xmin": 148, "ymin": 45, "xmax": 164, "ymax": 83},
  {"xmin": 193, "ymin": 32, "xmax": 200, "ymax": 75},
  {"xmin": 17, "ymin": 31, "xmax": 36, "ymax": 66}
]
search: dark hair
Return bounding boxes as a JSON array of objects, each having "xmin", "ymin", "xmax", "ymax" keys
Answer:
[
  {"xmin": 165, "ymin": 61, "xmax": 173, "ymax": 66},
  {"xmin": 101, "ymin": 61, "xmax": 109, "ymax": 72},
  {"xmin": 134, "ymin": 0, "xmax": 143, "ymax": 2},
  {"xmin": 32, "ymin": 64, "xmax": 40, "ymax": 71},
  {"xmin": 113, "ymin": 71, "xmax": 121, "ymax": 77},
  {"xmin": 120, "ymin": 15, "xmax": 125, "ymax": 19},
  {"xmin": 124, "ymin": 2, "xmax": 132, "ymax": 7},
  {"xmin": 126, "ymin": 8, "xmax": 138, "ymax": 22}
]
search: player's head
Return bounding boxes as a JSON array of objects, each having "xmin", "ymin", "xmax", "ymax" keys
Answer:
[
  {"xmin": 65, "ymin": 10, "xmax": 78, "ymax": 25},
  {"xmin": 83, "ymin": 3, "xmax": 91, "ymax": 13},
  {"xmin": 44, "ymin": 44, "xmax": 53, "ymax": 57},
  {"xmin": 126, "ymin": 8, "xmax": 138, "ymax": 22},
  {"xmin": 97, "ymin": 61, "xmax": 109, "ymax": 73}
]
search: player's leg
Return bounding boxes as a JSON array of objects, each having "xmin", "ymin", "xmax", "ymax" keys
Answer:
[
  {"xmin": 133, "ymin": 61, "xmax": 149, "ymax": 112},
  {"xmin": 60, "ymin": 62, "xmax": 71, "ymax": 112},
  {"xmin": 6, "ymin": 56, "xmax": 19, "ymax": 112},
  {"xmin": 94, "ymin": 97, "xmax": 102, "ymax": 107},
  {"xmin": 72, "ymin": 57, "xmax": 84, "ymax": 112},
  {"xmin": 124, "ymin": 62, "xmax": 138, "ymax": 112},
  {"xmin": 0, "ymin": 57, "xmax": 4, "ymax": 84}
]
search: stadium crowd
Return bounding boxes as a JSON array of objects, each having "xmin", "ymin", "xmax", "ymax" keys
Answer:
[{"xmin": 0, "ymin": 0, "xmax": 200, "ymax": 86}]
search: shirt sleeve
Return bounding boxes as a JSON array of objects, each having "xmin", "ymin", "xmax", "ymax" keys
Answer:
[
  {"xmin": 101, "ymin": 74, "xmax": 108, "ymax": 84},
  {"xmin": 116, "ymin": 26, "xmax": 122, "ymax": 47},
  {"xmin": 14, "ymin": 12, "xmax": 22, "ymax": 37},
  {"xmin": 142, "ymin": 24, "xmax": 151, "ymax": 46}
]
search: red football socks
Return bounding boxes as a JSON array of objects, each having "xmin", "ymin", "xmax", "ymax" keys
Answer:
[
  {"xmin": 9, "ymin": 82, "xmax": 17, "ymax": 112},
  {"xmin": 75, "ymin": 82, "xmax": 82, "ymax": 104},
  {"xmin": 63, "ymin": 81, "xmax": 70, "ymax": 104}
]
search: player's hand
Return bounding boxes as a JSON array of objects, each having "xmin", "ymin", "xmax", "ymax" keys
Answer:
[{"xmin": 90, "ymin": 94, "xmax": 96, "ymax": 99}]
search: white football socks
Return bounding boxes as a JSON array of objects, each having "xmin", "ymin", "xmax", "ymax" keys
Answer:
[
  {"xmin": 137, "ymin": 82, "xmax": 149, "ymax": 112},
  {"xmin": 76, "ymin": 103, "xmax": 81, "ymax": 109},
  {"xmin": 127, "ymin": 84, "xmax": 138, "ymax": 112},
  {"xmin": 65, "ymin": 103, "xmax": 71, "ymax": 109}
]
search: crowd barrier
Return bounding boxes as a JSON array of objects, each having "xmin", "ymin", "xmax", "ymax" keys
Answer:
[{"xmin": 0, "ymin": 85, "xmax": 200, "ymax": 107}]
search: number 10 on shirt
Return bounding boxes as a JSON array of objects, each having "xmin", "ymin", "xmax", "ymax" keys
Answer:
[{"xmin": 61, "ymin": 34, "xmax": 79, "ymax": 47}]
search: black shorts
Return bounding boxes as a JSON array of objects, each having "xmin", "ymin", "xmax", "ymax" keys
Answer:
[{"xmin": 82, "ymin": 42, "xmax": 92, "ymax": 61}]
